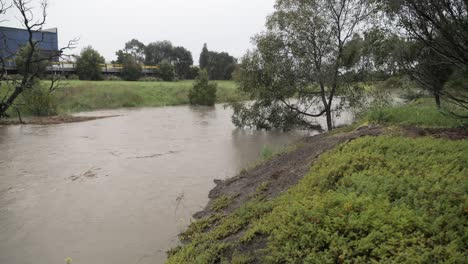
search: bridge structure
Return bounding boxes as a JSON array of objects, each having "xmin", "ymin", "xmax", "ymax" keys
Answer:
[{"xmin": 3, "ymin": 61, "xmax": 159, "ymax": 75}]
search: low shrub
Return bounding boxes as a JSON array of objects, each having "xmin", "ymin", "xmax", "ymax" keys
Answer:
[
  {"xmin": 139, "ymin": 76, "xmax": 162, "ymax": 82},
  {"xmin": 19, "ymin": 85, "xmax": 59, "ymax": 116},
  {"xmin": 189, "ymin": 69, "xmax": 217, "ymax": 106},
  {"xmin": 104, "ymin": 75, "xmax": 122, "ymax": 81}
]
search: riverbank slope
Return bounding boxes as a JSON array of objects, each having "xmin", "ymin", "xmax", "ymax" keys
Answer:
[{"xmin": 167, "ymin": 106, "xmax": 468, "ymax": 263}]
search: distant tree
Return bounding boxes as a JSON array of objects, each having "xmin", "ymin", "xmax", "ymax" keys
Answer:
[
  {"xmin": 199, "ymin": 43, "xmax": 209, "ymax": 69},
  {"xmin": 124, "ymin": 39, "xmax": 146, "ymax": 63},
  {"xmin": 172, "ymin": 46, "xmax": 193, "ymax": 79},
  {"xmin": 76, "ymin": 47, "xmax": 105, "ymax": 80},
  {"xmin": 113, "ymin": 50, "xmax": 126, "ymax": 64},
  {"xmin": 145, "ymin": 41, "xmax": 174, "ymax": 65},
  {"xmin": 189, "ymin": 69, "xmax": 217, "ymax": 106},
  {"xmin": 121, "ymin": 55, "xmax": 143, "ymax": 81},
  {"xmin": 15, "ymin": 44, "xmax": 48, "ymax": 77},
  {"xmin": 158, "ymin": 61, "xmax": 176, "ymax": 81},
  {"xmin": 188, "ymin": 66, "xmax": 200, "ymax": 80},
  {"xmin": 207, "ymin": 51, "xmax": 237, "ymax": 80}
]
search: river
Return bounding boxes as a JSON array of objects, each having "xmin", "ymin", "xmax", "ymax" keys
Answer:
[{"xmin": 0, "ymin": 104, "xmax": 353, "ymax": 264}]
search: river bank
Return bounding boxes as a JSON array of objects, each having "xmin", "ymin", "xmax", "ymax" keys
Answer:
[
  {"xmin": 55, "ymin": 80, "xmax": 241, "ymax": 113},
  {"xmin": 167, "ymin": 114, "xmax": 468, "ymax": 263},
  {"xmin": 0, "ymin": 115, "xmax": 120, "ymax": 125}
]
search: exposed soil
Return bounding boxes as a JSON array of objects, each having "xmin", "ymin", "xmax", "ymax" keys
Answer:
[
  {"xmin": 0, "ymin": 115, "xmax": 120, "ymax": 126},
  {"xmin": 194, "ymin": 125, "xmax": 383, "ymax": 220},
  {"xmin": 400, "ymin": 126, "xmax": 468, "ymax": 140}
]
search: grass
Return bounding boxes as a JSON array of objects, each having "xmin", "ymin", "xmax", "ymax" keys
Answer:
[
  {"xmin": 53, "ymin": 80, "xmax": 242, "ymax": 113},
  {"xmin": 211, "ymin": 194, "xmax": 238, "ymax": 212},
  {"xmin": 366, "ymin": 98, "xmax": 468, "ymax": 128},
  {"xmin": 166, "ymin": 136, "xmax": 468, "ymax": 263}
]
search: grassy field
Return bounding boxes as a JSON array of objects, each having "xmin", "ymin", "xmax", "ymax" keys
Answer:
[{"xmin": 53, "ymin": 80, "xmax": 241, "ymax": 113}]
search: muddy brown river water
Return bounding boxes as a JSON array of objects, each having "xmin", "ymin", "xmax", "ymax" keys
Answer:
[{"xmin": 0, "ymin": 105, "xmax": 353, "ymax": 264}]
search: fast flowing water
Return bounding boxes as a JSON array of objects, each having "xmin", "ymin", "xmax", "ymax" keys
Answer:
[{"xmin": 0, "ymin": 105, "xmax": 353, "ymax": 264}]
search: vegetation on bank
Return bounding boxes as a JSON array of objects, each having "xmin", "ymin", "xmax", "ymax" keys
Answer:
[
  {"xmin": 365, "ymin": 98, "xmax": 468, "ymax": 128},
  {"xmin": 167, "ymin": 98, "xmax": 467, "ymax": 263},
  {"xmin": 167, "ymin": 135, "xmax": 468, "ymax": 263},
  {"xmin": 0, "ymin": 80, "xmax": 241, "ymax": 116}
]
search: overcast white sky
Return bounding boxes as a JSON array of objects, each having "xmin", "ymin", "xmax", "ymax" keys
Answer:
[{"xmin": 2, "ymin": 0, "xmax": 275, "ymax": 63}]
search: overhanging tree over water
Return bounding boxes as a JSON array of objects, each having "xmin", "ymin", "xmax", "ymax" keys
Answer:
[{"xmin": 232, "ymin": 0, "xmax": 375, "ymax": 131}]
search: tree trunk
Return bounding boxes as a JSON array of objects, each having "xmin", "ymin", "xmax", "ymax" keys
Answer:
[
  {"xmin": 434, "ymin": 92, "xmax": 441, "ymax": 109},
  {"xmin": 325, "ymin": 108, "xmax": 333, "ymax": 131},
  {"xmin": 0, "ymin": 87, "xmax": 23, "ymax": 118}
]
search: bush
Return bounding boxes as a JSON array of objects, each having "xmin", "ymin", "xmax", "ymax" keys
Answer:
[
  {"xmin": 158, "ymin": 61, "xmax": 176, "ymax": 81},
  {"xmin": 66, "ymin": 74, "xmax": 79, "ymax": 80},
  {"xmin": 121, "ymin": 55, "xmax": 143, "ymax": 81},
  {"xmin": 76, "ymin": 46, "xmax": 105, "ymax": 81},
  {"xmin": 20, "ymin": 85, "xmax": 59, "ymax": 116},
  {"xmin": 104, "ymin": 75, "xmax": 122, "ymax": 81},
  {"xmin": 139, "ymin": 76, "xmax": 162, "ymax": 82},
  {"xmin": 189, "ymin": 69, "xmax": 217, "ymax": 106}
]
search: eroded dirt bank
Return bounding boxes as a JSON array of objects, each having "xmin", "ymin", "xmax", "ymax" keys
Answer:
[{"xmin": 194, "ymin": 126, "xmax": 383, "ymax": 221}]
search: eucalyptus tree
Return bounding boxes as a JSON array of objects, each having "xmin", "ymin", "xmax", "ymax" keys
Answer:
[
  {"xmin": 124, "ymin": 39, "xmax": 145, "ymax": 63},
  {"xmin": 233, "ymin": 0, "xmax": 375, "ymax": 131}
]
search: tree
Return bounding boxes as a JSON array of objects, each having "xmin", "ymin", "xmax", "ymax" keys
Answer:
[
  {"xmin": 188, "ymin": 66, "xmax": 200, "ymax": 80},
  {"xmin": 144, "ymin": 41, "xmax": 174, "ymax": 66},
  {"xmin": 158, "ymin": 61, "xmax": 175, "ymax": 81},
  {"xmin": 76, "ymin": 46, "xmax": 105, "ymax": 81},
  {"xmin": 124, "ymin": 39, "xmax": 145, "ymax": 63},
  {"xmin": 197, "ymin": 44, "xmax": 236, "ymax": 80},
  {"xmin": 121, "ymin": 55, "xmax": 142, "ymax": 81},
  {"xmin": 207, "ymin": 51, "xmax": 237, "ymax": 80},
  {"xmin": 199, "ymin": 43, "xmax": 209, "ymax": 69},
  {"xmin": 382, "ymin": 0, "xmax": 468, "ymax": 115},
  {"xmin": 0, "ymin": 0, "xmax": 74, "ymax": 118},
  {"xmin": 113, "ymin": 50, "xmax": 126, "ymax": 64},
  {"xmin": 172, "ymin": 46, "xmax": 193, "ymax": 79},
  {"xmin": 232, "ymin": 0, "xmax": 373, "ymax": 131},
  {"xmin": 15, "ymin": 44, "xmax": 48, "ymax": 77},
  {"xmin": 189, "ymin": 69, "xmax": 217, "ymax": 106}
]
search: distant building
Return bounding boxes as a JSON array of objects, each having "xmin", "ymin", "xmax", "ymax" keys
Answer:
[{"xmin": 0, "ymin": 26, "xmax": 59, "ymax": 67}]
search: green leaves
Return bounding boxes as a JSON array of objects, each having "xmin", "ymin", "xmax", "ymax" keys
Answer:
[
  {"xmin": 189, "ymin": 69, "xmax": 217, "ymax": 106},
  {"xmin": 258, "ymin": 136, "xmax": 468, "ymax": 263}
]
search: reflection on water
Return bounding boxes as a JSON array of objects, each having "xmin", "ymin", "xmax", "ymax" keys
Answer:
[{"xmin": 0, "ymin": 104, "xmax": 353, "ymax": 264}]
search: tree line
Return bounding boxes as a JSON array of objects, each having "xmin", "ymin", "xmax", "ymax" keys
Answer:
[{"xmin": 74, "ymin": 41, "xmax": 237, "ymax": 82}]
